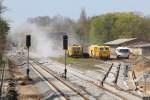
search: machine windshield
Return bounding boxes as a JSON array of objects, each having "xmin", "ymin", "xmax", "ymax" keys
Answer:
[
  {"xmin": 100, "ymin": 48, "xmax": 104, "ymax": 51},
  {"xmin": 73, "ymin": 47, "xmax": 80, "ymax": 51},
  {"xmin": 118, "ymin": 49, "xmax": 129, "ymax": 53},
  {"xmin": 105, "ymin": 47, "xmax": 109, "ymax": 50}
]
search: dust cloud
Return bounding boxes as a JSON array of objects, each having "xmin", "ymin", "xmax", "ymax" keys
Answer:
[{"xmin": 8, "ymin": 22, "xmax": 64, "ymax": 57}]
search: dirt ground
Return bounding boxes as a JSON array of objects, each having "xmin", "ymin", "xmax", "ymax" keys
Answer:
[
  {"xmin": 10, "ymin": 64, "xmax": 41, "ymax": 100},
  {"xmin": 51, "ymin": 57, "xmax": 104, "ymax": 70},
  {"xmin": 133, "ymin": 57, "xmax": 150, "ymax": 96},
  {"xmin": 17, "ymin": 84, "xmax": 41, "ymax": 100},
  {"xmin": 133, "ymin": 64, "xmax": 150, "ymax": 79}
]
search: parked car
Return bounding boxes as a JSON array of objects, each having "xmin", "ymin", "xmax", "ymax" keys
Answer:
[{"xmin": 115, "ymin": 47, "xmax": 131, "ymax": 59}]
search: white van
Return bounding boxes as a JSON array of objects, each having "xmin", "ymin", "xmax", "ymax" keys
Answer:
[{"xmin": 115, "ymin": 47, "xmax": 131, "ymax": 59}]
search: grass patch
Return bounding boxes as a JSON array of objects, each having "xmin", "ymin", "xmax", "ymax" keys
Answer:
[
  {"xmin": 50, "ymin": 57, "xmax": 104, "ymax": 70},
  {"xmin": 0, "ymin": 63, "xmax": 4, "ymax": 68}
]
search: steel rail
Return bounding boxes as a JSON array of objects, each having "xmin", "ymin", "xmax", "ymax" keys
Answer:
[
  {"xmin": 30, "ymin": 62, "xmax": 69, "ymax": 100},
  {"xmin": 47, "ymin": 59, "xmax": 143, "ymax": 100},
  {"xmin": 31, "ymin": 60, "xmax": 89, "ymax": 100}
]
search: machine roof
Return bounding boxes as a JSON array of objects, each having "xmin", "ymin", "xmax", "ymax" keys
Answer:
[{"xmin": 104, "ymin": 38, "xmax": 136, "ymax": 45}]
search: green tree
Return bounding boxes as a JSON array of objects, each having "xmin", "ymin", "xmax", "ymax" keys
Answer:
[
  {"xmin": 137, "ymin": 17, "xmax": 150, "ymax": 40},
  {"xmin": 0, "ymin": 0, "xmax": 9, "ymax": 59},
  {"xmin": 89, "ymin": 12, "xmax": 148, "ymax": 44},
  {"xmin": 113, "ymin": 12, "xmax": 142, "ymax": 38},
  {"xmin": 90, "ymin": 13, "xmax": 117, "ymax": 43}
]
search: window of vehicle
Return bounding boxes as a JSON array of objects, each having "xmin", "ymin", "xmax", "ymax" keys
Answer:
[
  {"xmin": 100, "ymin": 48, "xmax": 104, "ymax": 51},
  {"xmin": 105, "ymin": 47, "xmax": 109, "ymax": 50},
  {"xmin": 73, "ymin": 47, "xmax": 80, "ymax": 51},
  {"xmin": 118, "ymin": 49, "xmax": 129, "ymax": 53}
]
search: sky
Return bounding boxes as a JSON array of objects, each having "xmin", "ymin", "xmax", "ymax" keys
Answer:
[{"xmin": 3, "ymin": 0, "xmax": 150, "ymax": 28}]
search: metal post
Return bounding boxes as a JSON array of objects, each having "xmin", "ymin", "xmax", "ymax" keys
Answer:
[
  {"xmin": 0, "ymin": 61, "xmax": 5, "ymax": 100},
  {"xmin": 125, "ymin": 65, "xmax": 128, "ymax": 77},
  {"xmin": 11, "ymin": 46, "xmax": 12, "ymax": 56},
  {"xmin": 101, "ymin": 63, "xmax": 114, "ymax": 86},
  {"xmin": 26, "ymin": 48, "xmax": 30, "ymax": 79},
  {"xmin": 114, "ymin": 64, "xmax": 121, "ymax": 84},
  {"xmin": 64, "ymin": 50, "xmax": 67, "ymax": 78},
  {"xmin": 144, "ymin": 73, "xmax": 147, "ymax": 97}
]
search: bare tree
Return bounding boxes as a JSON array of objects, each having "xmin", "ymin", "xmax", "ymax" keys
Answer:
[{"xmin": 75, "ymin": 8, "xmax": 90, "ymax": 51}]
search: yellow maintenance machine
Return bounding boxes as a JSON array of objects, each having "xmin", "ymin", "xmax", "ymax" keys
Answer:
[
  {"xmin": 68, "ymin": 44, "xmax": 83, "ymax": 57},
  {"xmin": 88, "ymin": 45, "xmax": 110, "ymax": 59}
]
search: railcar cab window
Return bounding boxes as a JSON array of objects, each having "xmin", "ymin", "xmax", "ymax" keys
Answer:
[
  {"xmin": 72, "ymin": 47, "xmax": 80, "ymax": 51},
  {"xmin": 105, "ymin": 47, "xmax": 109, "ymax": 51},
  {"xmin": 100, "ymin": 48, "xmax": 104, "ymax": 51}
]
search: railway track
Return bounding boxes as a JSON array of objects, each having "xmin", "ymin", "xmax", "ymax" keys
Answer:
[
  {"xmin": 93, "ymin": 63, "xmax": 142, "ymax": 99},
  {"xmin": 64, "ymin": 65, "xmax": 142, "ymax": 100},
  {"xmin": 32, "ymin": 58, "xmax": 141, "ymax": 100},
  {"xmin": 30, "ymin": 59, "xmax": 89, "ymax": 100},
  {"xmin": 10, "ymin": 54, "xmax": 142, "ymax": 100},
  {"xmin": 36, "ymin": 58, "xmax": 142, "ymax": 100},
  {"xmin": 68, "ymin": 62, "xmax": 142, "ymax": 100}
]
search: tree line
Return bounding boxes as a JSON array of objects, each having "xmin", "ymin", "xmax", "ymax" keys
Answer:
[
  {"xmin": 28, "ymin": 9, "xmax": 150, "ymax": 47},
  {"xmin": 90, "ymin": 12, "xmax": 150, "ymax": 43}
]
